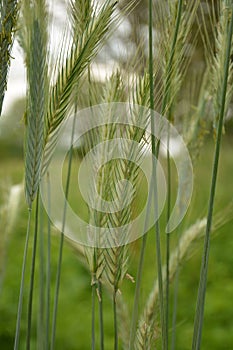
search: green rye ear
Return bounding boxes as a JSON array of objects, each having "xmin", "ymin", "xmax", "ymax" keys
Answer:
[
  {"xmin": 210, "ymin": 2, "xmax": 233, "ymax": 131},
  {"xmin": 0, "ymin": 0, "xmax": 18, "ymax": 116},
  {"xmin": 24, "ymin": 0, "xmax": 48, "ymax": 207},
  {"xmin": 42, "ymin": 1, "xmax": 118, "ymax": 173}
]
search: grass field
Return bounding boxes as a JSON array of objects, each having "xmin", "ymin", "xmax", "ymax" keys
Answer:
[{"xmin": 0, "ymin": 135, "xmax": 232, "ymax": 349}]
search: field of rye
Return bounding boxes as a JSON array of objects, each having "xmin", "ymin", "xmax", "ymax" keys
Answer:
[{"xmin": 0, "ymin": 1, "xmax": 233, "ymax": 349}]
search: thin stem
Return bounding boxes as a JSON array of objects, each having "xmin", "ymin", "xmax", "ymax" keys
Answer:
[
  {"xmin": 113, "ymin": 289, "xmax": 118, "ymax": 350},
  {"xmin": 14, "ymin": 207, "xmax": 32, "ymax": 350},
  {"xmin": 192, "ymin": 5, "xmax": 233, "ymax": 350},
  {"xmin": 88, "ymin": 65, "xmax": 100, "ymax": 350},
  {"xmin": 130, "ymin": 0, "xmax": 173, "ymax": 346},
  {"xmin": 50, "ymin": 115, "xmax": 76, "ymax": 350},
  {"xmin": 171, "ymin": 253, "xmax": 180, "ymax": 350},
  {"xmin": 161, "ymin": 0, "xmax": 183, "ymax": 116},
  {"xmin": 171, "ymin": 229, "xmax": 181, "ymax": 350},
  {"xmin": 166, "ymin": 107, "xmax": 173, "ymax": 348},
  {"xmin": 26, "ymin": 191, "xmax": 40, "ymax": 350},
  {"xmin": 92, "ymin": 280, "xmax": 96, "ymax": 350},
  {"xmin": 38, "ymin": 198, "xmax": 45, "ymax": 349},
  {"xmin": 98, "ymin": 280, "xmax": 104, "ymax": 350},
  {"xmin": 45, "ymin": 172, "xmax": 51, "ymax": 350},
  {"xmin": 128, "ymin": 178, "xmax": 153, "ymax": 349},
  {"xmin": 162, "ymin": 2, "xmax": 183, "ymax": 347},
  {"xmin": 166, "ymin": 139, "xmax": 171, "ymax": 348},
  {"xmin": 154, "ymin": 198, "xmax": 166, "ymax": 350},
  {"xmin": 148, "ymin": 0, "xmax": 155, "ymax": 112},
  {"xmin": 149, "ymin": 0, "xmax": 166, "ymax": 348}
]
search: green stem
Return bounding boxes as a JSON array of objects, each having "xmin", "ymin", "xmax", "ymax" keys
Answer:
[
  {"xmin": 128, "ymin": 177, "xmax": 153, "ymax": 349},
  {"xmin": 88, "ymin": 65, "xmax": 100, "ymax": 350},
  {"xmin": 50, "ymin": 207, "xmax": 64, "ymax": 349},
  {"xmin": 192, "ymin": 5, "xmax": 233, "ymax": 350},
  {"xmin": 162, "ymin": 3, "xmax": 183, "ymax": 347},
  {"xmin": 50, "ymin": 115, "xmax": 76, "ymax": 350},
  {"xmin": 171, "ymin": 231, "xmax": 181, "ymax": 350},
  {"xmin": 45, "ymin": 172, "xmax": 51, "ymax": 350},
  {"xmin": 98, "ymin": 280, "xmax": 104, "ymax": 350},
  {"xmin": 130, "ymin": 0, "xmax": 181, "ymax": 346},
  {"xmin": 92, "ymin": 279, "xmax": 96, "ymax": 350},
  {"xmin": 113, "ymin": 289, "xmax": 118, "ymax": 350},
  {"xmin": 166, "ymin": 139, "xmax": 171, "ymax": 348},
  {"xmin": 154, "ymin": 196, "xmax": 166, "ymax": 350},
  {"xmin": 38, "ymin": 198, "xmax": 45, "ymax": 349},
  {"xmin": 161, "ymin": 0, "xmax": 183, "ymax": 116},
  {"xmin": 148, "ymin": 0, "xmax": 166, "ymax": 348},
  {"xmin": 14, "ymin": 207, "xmax": 32, "ymax": 350},
  {"xmin": 165, "ymin": 106, "xmax": 173, "ymax": 347},
  {"xmin": 130, "ymin": 0, "xmax": 184, "ymax": 347},
  {"xmin": 26, "ymin": 191, "xmax": 40, "ymax": 350}
]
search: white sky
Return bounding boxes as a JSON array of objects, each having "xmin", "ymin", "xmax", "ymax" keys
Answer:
[
  {"xmin": 1, "ymin": 42, "xmax": 26, "ymax": 115},
  {"xmin": 0, "ymin": 0, "xmax": 133, "ymax": 141},
  {"xmin": 1, "ymin": 0, "xmax": 130, "ymax": 116}
]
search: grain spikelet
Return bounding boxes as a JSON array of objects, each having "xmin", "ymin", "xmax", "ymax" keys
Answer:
[
  {"xmin": 42, "ymin": 1, "xmax": 117, "ymax": 172},
  {"xmin": 24, "ymin": 1, "xmax": 48, "ymax": 207},
  {"xmin": 0, "ymin": 0, "xmax": 18, "ymax": 115}
]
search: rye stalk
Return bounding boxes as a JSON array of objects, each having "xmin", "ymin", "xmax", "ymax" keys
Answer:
[{"xmin": 192, "ymin": 3, "xmax": 233, "ymax": 349}]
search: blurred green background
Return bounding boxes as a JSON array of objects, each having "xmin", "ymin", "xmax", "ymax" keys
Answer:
[{"xmin": 0, "ymin": 121, "xmax": 233, "ymax": 349}]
